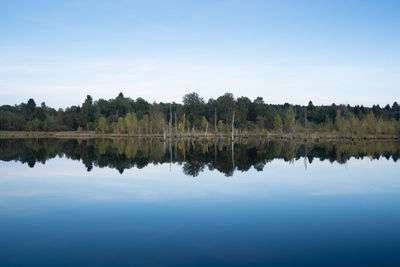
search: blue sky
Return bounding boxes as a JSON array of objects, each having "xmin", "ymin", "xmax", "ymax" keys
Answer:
[{"xmin": 0, "ymin": 0, "xmax": 399, "ymax": 107}]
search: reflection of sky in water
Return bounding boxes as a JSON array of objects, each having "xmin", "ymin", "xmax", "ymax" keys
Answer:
[
  {"xmin": 0, "ymin": 157, "xmax": 399, "ymax": 204},
  {"xmin": 1, "ymin": 157, "xmax": 400, "ymax": 266}
]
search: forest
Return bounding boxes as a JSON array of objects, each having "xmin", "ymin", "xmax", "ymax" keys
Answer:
[{"xmin": 0, "ymin": 92, "xmax": 399, "ymax": 137}]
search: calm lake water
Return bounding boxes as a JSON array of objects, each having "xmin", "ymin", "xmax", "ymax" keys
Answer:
[{"xmin": 1, "ymin": 138, "xmax": 400, "ymax": 266}]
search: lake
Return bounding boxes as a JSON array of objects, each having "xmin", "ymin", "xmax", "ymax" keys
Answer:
[{"xmin": 0, "ymin": 138, "xmax": 400, "ymax": 266}]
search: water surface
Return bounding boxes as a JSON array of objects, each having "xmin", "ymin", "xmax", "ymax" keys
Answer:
[{"xmin": 0, "ymin": 138, "xmax": 399, "ymax": 266}]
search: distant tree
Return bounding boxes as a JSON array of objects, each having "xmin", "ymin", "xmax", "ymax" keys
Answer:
[
  {"xmin": 117, "ymin": 117, "xmax": 126, "ymax": 133},
  {"xmin": 256, "ymin": 115, "xmax": 266, "ymax": 129},
  {"xmin": 201, "ymin": 116, "xmax": 208, "ymax": 132},
  {"xmin": 283, "ymin": 107, "xmax": 295, "ymax": 133},
  {"xmin": 25, "ymin": 98, "xmax": 36, "ymax": 120},
  {"xmin": 27, "ymin": 118, "xmax": 42, "ymax": 131},
  {"xmin": 81, "ymin": 95, "xmax": 95, "ymax": 128},
  {"xmin": 135, "ymin": 97, "xmax": 149, "ymax": 119},
  {"xmin": 0, "ymin": 111, "xmax": 25, "ymax": 130},
  {"xmin": 236, "ymin": 97, "xmax": 251, "ymax": 127},
  {"xmin": 32, "ymin": 107, "xmax": 47, "ymax": 121},
  {"xmin": 253, "ymin": 97, "xmax": 266, "ymax": 118},
  {"xmin": 393, "ymin": 102, "xmax": 400, "ymax": 120},
  {"xmin": 125, "ymin": 112, "xmax": 138, "ymax": 135},
  {"xmin": 183, "ymin": 92, "xmax": 205, "ymax": 127},
  {"xmin": 364, "ymin": 112, "xmax": 376, "ymax": 134},
  {"xmin": 218, "ymin": 120, "xmax": 225, "ymax": 133},
  {"xmin": 0, "ymin": 92, "xmax": 398, "ymax": 138},
  {"xmin": 140, "ymin": 114, "xmax": 150, "ymax": 134},
  {"xmin": 216, "ymin": 93, "xmax": 236, "ymax": 124},
  {"xmin": 335, "ymin": 109, "xmax": 350, "ymax": 135},
  {"xmin": 273, "ymin": 114, "xmax": 282, "ymax": 133},
  {"xmin": 98, "ymin": 116, "xmax": 109, "ymax": 133}
]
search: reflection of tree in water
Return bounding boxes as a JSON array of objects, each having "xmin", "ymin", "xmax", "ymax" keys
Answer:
[
  {"xmin": 183, "ymin": 161, "xmax": 204, "ymax": 177},
  {"xmin": 0, "ymin": 138, "xmax": 399, "ymax": 177}
]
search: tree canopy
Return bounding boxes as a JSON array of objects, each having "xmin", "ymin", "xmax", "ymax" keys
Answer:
[{"xmin": 0, "ymin": 92, "xmax": 399, "ymax": 136}]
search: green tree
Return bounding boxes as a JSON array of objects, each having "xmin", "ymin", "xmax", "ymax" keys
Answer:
[
  {"xmin": 283, "ymin": 107, "xmax": 295, "ymax": 133},
  {"xmin": 178, "ymin": 122, "xmax": 184, "ymax": 133},
  {"xmin": 98, "ymin": 116, "xmax": 109, "ymax": 133},
  {"xmin": 32, "ymin": 106, "xmax": 47, "ymax": 121},
  {"xmin": 183, "ymin": 92, "xmax": 205, "ymax": 127},
  {"xmin": 364, "ymin": 112, "xmax": 376, "ymax": 134},
  {"xmin": 216, "ymin": 93, "xmax": 236, "ymax": 124},
  {"xmin": 256, "ymin": 115, "xmax": 266, "ymax": 129},
  {"xmin": 236, "ymin": 97, "xmax": 251, "ymax": 127},
  {"xmin": 125, "ymin": 112, "xmax": 138, "ymax": 135},
  {"xmin": 81, "ymin": 95, "xmax": 95, "ymax": 129},
  {"xmin": 25, "ymin": 98, "xmax": 36, "ymax": 120},
  {"xmin": 117, "ymin": 117, "xmax": 126, "ymax": 133},
  {"xmin": 335, "ymin": 109, "xmax": 350, "ymax": 135},
  {"xmin": 140, "ymin": 114, "xmax": 150, "ymax": 134},
  {"xmin": 201, "ymin": 116, "xmax": 208, "ymax": 132},
  {"xmin": 217, "ymin": 120, "xmax": 225, "ymax": 133},
  {"xmin": 273, "ymin": 114, "xmax": 282, "ymax": 133},
  {"xmin": 135, "ymin": 97, "xmax": 150, "ymax": 119},
  {"xmin": 27, "ymin": 118, "xmax": 42, "ymax": 131}
]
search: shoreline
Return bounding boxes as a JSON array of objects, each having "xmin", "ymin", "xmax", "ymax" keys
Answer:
[{"xmin": 0, "ymin": 131, "xmax": 399, "ymax": 141}]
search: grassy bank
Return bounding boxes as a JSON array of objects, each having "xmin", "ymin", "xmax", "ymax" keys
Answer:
[{"xmin": 0, "ymin": 131, "xmax": 399, "ymax": 141}]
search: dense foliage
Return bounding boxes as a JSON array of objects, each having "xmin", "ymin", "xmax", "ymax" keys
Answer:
[{"xmin": 1, "ymin": 92, "xmax": 399, "ymax": 136}]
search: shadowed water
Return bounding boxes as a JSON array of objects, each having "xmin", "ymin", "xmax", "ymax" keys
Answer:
[{"xmin": 0, "ymin": 138, "xmax": 400, "ymax": 266}]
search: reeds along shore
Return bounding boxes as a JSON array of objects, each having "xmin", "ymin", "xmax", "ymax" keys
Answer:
[{"xmin": 0, "ymin": 131, "xmax": 399, "ymax": 141}]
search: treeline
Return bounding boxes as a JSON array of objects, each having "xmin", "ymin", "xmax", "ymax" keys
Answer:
[
  {"xmin": 1, "ymin": 92, "xmax": 399, "ymax": 136},
  {"xmin": 0, "ymin": 139, "xmax": 399, "ymax": 176}
]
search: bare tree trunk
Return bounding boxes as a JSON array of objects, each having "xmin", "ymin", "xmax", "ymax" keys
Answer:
[
  {"xmin": 169, "ymin": 104, "xmax": 172, "ymax": 136},
  {"xmin": 163, "ymin": 127, "xmax": 166, "ymax": 140},
  {"xmin": 206, "ymin": 121, "xmax": 208, "ymax": 135},
  {"xmin": 174, "ymin": 139, "xmax": 177, "ymax": 160},
  {"xmin": 169, "ymin": 140, "xmax": 172, "ymax": 172},
  {"xmin": 175, "ymin": 112, "xmax": 177, "ymax": 136},
  {"xmin": 232, "ymin": 140, "xmax": 235, "ymax": 169},
  {"xmin": 214, "ymin": 138, "xmax": 217, "ymax": 163},
  {"xmin": 149, "ymin": 137, "xmax": 152, "ymax": 158},
  {"xmin": 183, "ymin": 113, "xmax": 186, "ymax": 135},
  {"xmin": 232, "ymin": 111, "xmax": 235, "ymax": 141},
  {"xmin": 214, "ymin": 108, "xmax": 217, "ymax": 134},
  {"xmin": 304, "ymin": 143, "xmax": 308, "ymax": 171},
  {"xmin": 183, "ymin": 139, "xmax": 185, "ymax": 161}
]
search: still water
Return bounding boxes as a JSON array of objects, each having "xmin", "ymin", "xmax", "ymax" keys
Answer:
[{"xmin": 0, "ymin": 138, "xmax": 399, "ymax": 266}]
